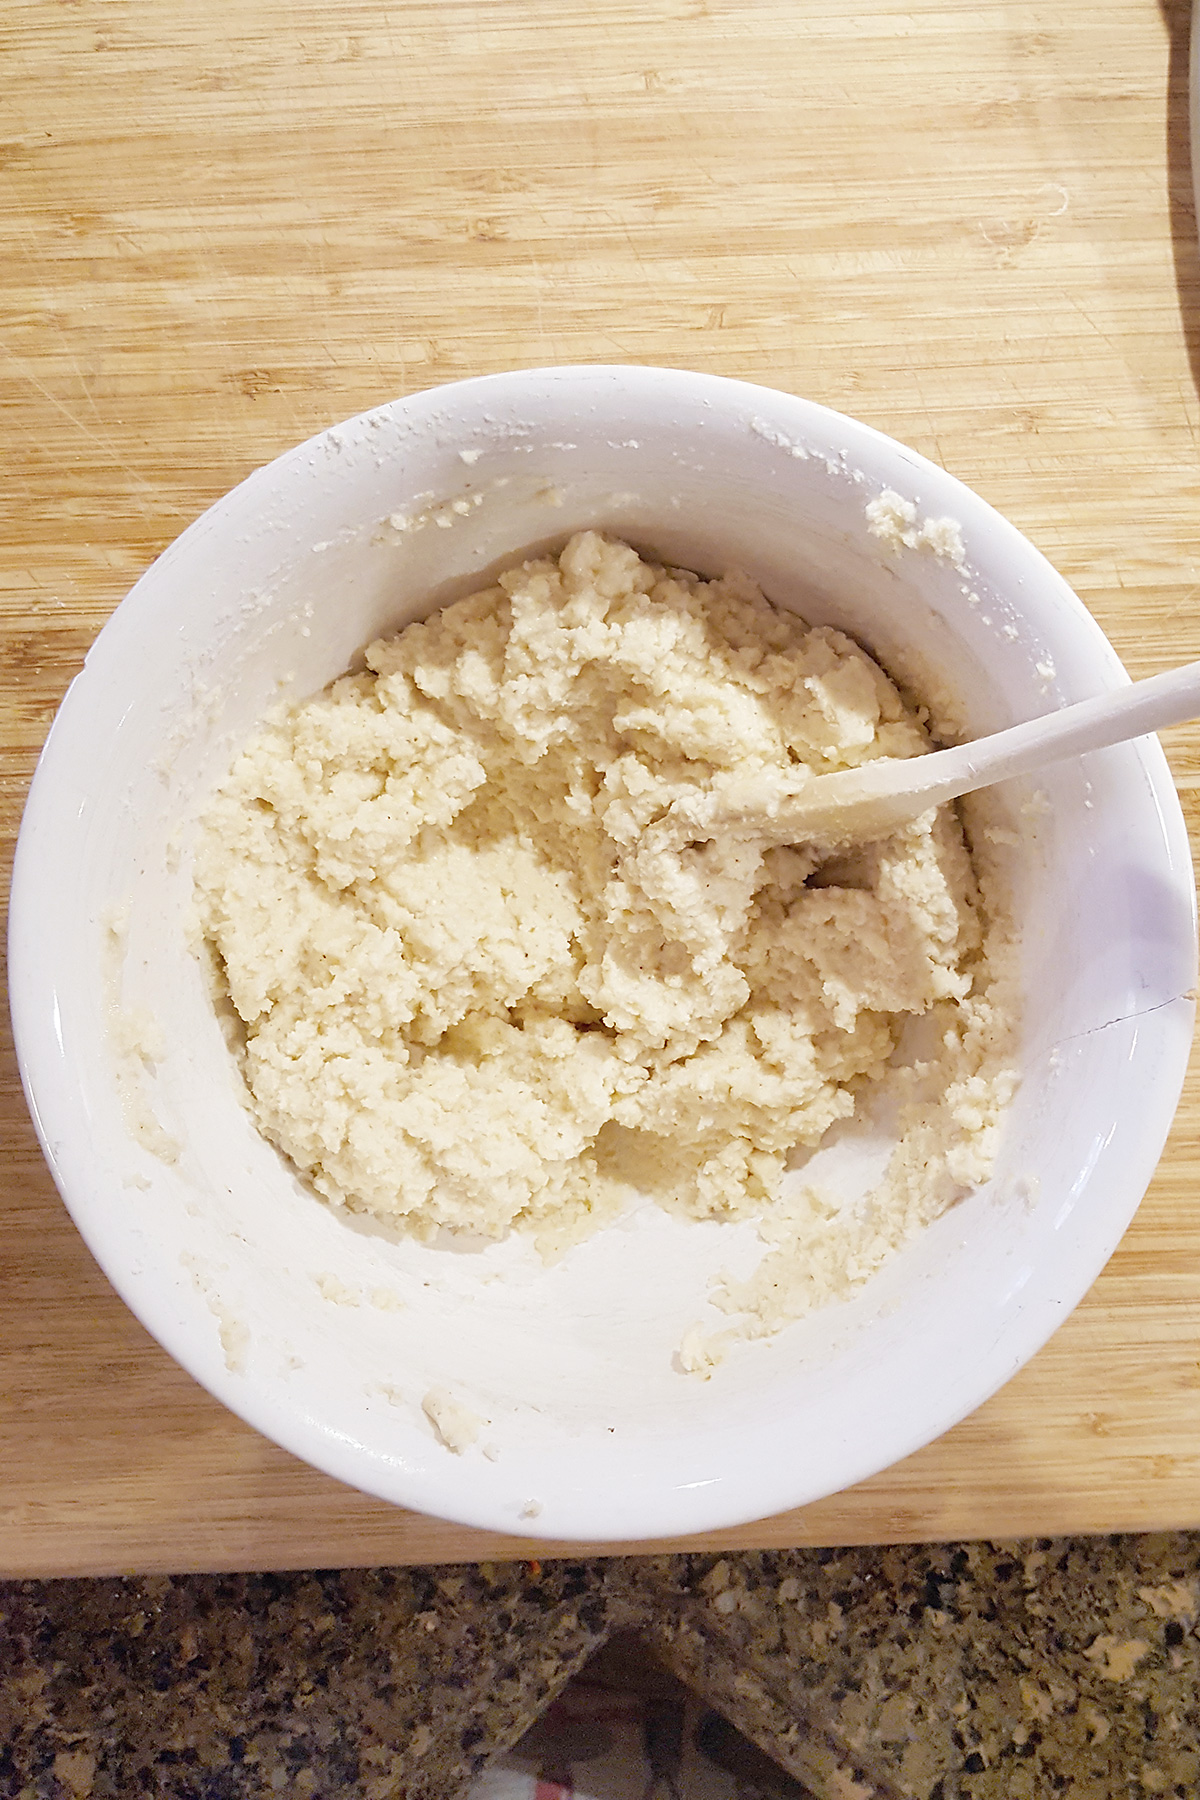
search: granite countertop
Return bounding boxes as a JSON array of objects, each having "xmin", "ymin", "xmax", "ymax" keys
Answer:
[{"xmin": 4, "ymin": 1534, "xmax": 1200, "ymax": 1798}]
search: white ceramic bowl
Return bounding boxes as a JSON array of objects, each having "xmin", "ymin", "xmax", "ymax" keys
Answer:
[{"xmin": 11, "ymin": 366, "xmax": 1196, "ymax": 1540}]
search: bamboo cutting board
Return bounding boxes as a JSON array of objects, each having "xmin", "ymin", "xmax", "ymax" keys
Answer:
[{"xmin": 4, "ymin": 0, "xmax": 1200, "ymax": 1576}]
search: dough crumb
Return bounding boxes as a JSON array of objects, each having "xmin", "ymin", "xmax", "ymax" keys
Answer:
[
  {"xmin": 314, "ymin": 1273, "xmax": 360, "ymax": 1307},
  {"xmin": 749, "ymin": 416, "xmax": 810, "ymax": 459},
  {"xmin": 369, "ymin": 1286, "xmax": 405, "ymax": 1311},
  {"xmin": 112, "ymin": 1006, "xmax": 167, "ymax": 1067},
  {"xmin": 105, "ymin": 912, "xmax": 181, "ymax": 1164},
  {"xmin": 678, "ymin": 1324, "xmax": 731, "ymax": 1377},
  {"xmin": 182, "ymin": 1255, "xmax": 251, "ymax": 1374},
  {"xmin": 218, "ymin": 1317, "xmax": 250, "ymax": 1375},
  {"xmin": 113, "ymin": 1065, "xmax": 181, "ymax": 1166},
  {"xmin": 866, "ymin": 489, "xmax": 966, "ymax": 569},
  {"xmin": 422, "ymin": 1386, "xmax": 485, "ymax": 1453},
  {"xmin": 388, "ymin": 492, "xmax": 485, "ymax": 537}
]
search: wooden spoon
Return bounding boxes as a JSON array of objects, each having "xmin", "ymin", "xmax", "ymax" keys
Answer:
[{"xmin": 660, "ymin": 658, "xmax": 1200, "ymax": 850}]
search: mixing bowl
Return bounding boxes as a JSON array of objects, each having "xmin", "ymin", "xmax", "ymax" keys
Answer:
[{"xmin": 10, "ymin": 366, "xmax": 1196, "ymax": 1540}]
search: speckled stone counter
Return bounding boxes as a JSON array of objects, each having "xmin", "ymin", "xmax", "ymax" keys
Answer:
[{"xmin": 4, "ymin": 1537, "xmax": 1200, "ymax": 1798}]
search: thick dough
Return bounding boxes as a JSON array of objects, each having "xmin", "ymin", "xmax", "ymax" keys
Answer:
[{"xmin": 195, "ymin": 532, "xmax": 1012, "ymax": 1296}]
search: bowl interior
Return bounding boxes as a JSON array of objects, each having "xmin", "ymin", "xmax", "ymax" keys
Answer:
[{"xmin": 11, "ymin": 367, "xmax": 1196, "ymax": 1539}]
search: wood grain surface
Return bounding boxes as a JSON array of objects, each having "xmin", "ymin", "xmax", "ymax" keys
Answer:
[{"xmin": 4, "ymin": 0, "xmax": 1200, "ymax": 1576}]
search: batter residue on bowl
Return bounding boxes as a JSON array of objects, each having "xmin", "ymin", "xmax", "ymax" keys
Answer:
[{"xmin": 194, "ymin": 532, "xmax": 1016, "ymax": 1343}]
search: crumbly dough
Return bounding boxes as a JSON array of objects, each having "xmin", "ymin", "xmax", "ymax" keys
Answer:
[
  {"xmin": 421, "ymin": 1386, "xmax": 485, "ymax": 1454},
  {"xmin": 195, "ymin": 532, "xmax": 1015, "ymax": 1332},
  {"xmin": 866, "ymin": 489, "xmax": 966, "ymax": 568}
]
